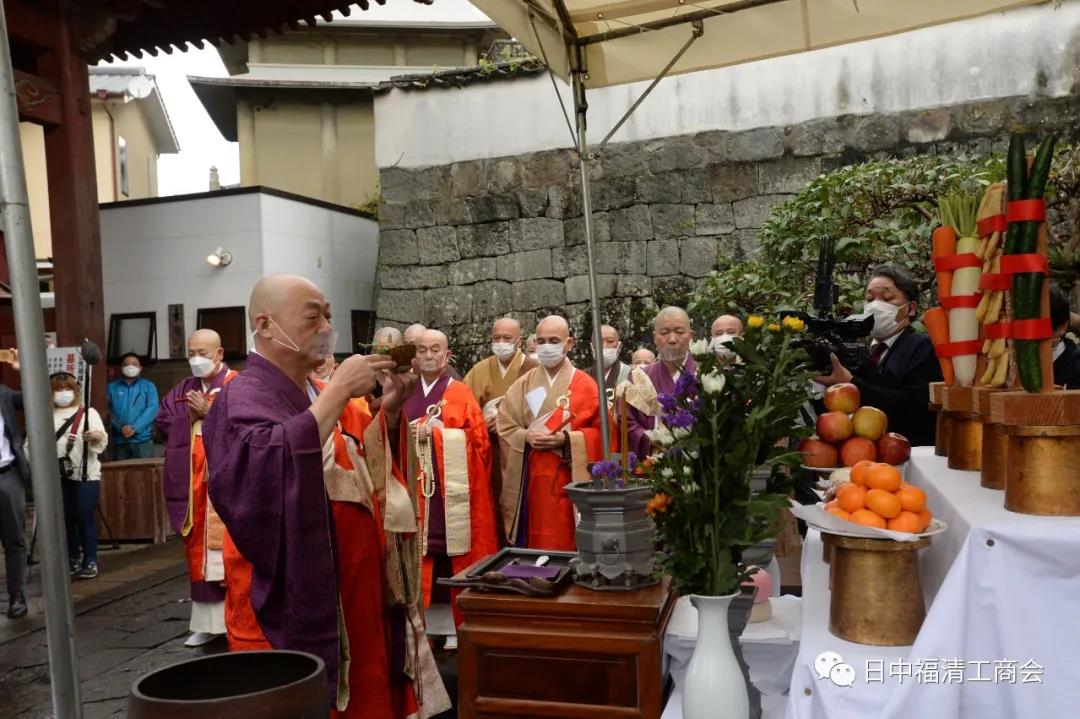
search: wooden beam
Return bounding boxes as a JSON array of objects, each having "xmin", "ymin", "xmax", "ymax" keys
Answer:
[
  {"xmin": 39, "ymin": 8, "xmax": 107, "ymax": 412},
  {"xmin": 13, "ymin": 69, "xmax": 61, "ymax": 126},
  {"xmin": 2, "ymin": 0, "xmax": 58, "ymax": 50}
]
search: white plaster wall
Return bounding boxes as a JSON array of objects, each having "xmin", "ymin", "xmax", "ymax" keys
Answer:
[
  {"xmin": 375, "ymin": 2, "xmax": 1080, "ymax": 168},
  {"xmin": 101, "ymin": 193, "xmax": 265, "ymax": 359},
  {"xmin": 258, "ymin": 194, "xmax": 379, "ymax": 354},
  {"xmin": 102, "ymin": 191, "xmax": 379, "ymax": 358}
]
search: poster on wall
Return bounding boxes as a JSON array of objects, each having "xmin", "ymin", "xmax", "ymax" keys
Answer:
[{"xmin": 47, "ymin": 347, "xmax": 87, "ymax": 388}]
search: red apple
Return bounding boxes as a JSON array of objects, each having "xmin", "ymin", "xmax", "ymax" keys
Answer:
[
  {"xmin": 800, "ymin": 438, "xmax": 839, "ymax": 469},
  {"xmin": 816, "ymin": 411, "xmax": 854, "ymax": 444},
  {"xmin": 840, "ymin": 436, "xmax": 877, "ymax": 467},
  {"xmin": 824, "ymin": 383, "xmax": 861, "ymax": 414},
  {"xmin": 852, "ymin": 406, "xmax": 888, "ymax": 441},
  {"xmin": 877, "ymin": 432, "xmax": 912, "ymax": 465}
]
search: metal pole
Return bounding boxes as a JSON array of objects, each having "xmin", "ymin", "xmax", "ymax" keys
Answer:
[
  {"xmin": 572, "ymin": 59, "xmax": 613, "ymax": 480},
  {"xmin": 0, "ymin": 6, "xmax": 83, "ymax": 717}
]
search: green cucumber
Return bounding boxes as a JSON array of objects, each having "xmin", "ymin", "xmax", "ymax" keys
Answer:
[
  {"xmin": 1013, "ymin": 134, "xmax": 1058, "ymax": 392},
  {"xmin": 1003, "ymin": 134, "xmax": 1028, "ymax": 255}
]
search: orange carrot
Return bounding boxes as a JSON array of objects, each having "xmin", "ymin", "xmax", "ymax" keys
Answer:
[
  {"xmin": 923, "ymin": 307, "xmax": 955, "ymax": 385},
  {"xmin": 932, "ymin": 225, "xmax": 957, "ymax": 299}
]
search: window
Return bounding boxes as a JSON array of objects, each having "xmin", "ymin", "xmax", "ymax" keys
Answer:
[
  {"xmin": 118, "ymin": 135, "xmax": 129, "ymax": 197},
  {"xmin": 197, "ymin": 306, "xmax": 248, "ymax": 360},
  {"xmin": 107, "ymin": 312, "xmax": 156, "ymax": 364},
  {"xmin": 352, "ymin": 310, "xmax": 375, "ymax": 354}
]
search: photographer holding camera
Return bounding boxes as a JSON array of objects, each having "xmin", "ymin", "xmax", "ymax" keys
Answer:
[
  {"xmin": 48, "ymin": 371, "xmax": 108, "ymax": 579},
  {"xmin": 814, "ymin": 266, "xmax": 942, "ymax": 447}
]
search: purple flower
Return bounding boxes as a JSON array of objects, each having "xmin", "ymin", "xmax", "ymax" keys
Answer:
[
  {"xmin": 658, "ymin": 392, "xmax": 679, "ymax": 413},
  {"xmin": 591, "ymin": 459, "xmax": 621, "ymax": 481},
  {"xmin": 675, "ymin": 371, "xmax": 699, "ymax": 398},
  {"xmin": 664, "ymin": 408, "xmax": 697, "ymax": 429}
]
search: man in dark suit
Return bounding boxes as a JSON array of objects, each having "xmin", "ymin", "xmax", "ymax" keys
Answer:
[
  {"xmin": 1051, "ymin": 284, "xmax": 1080, "ymax": 389},
  {"xmin": 815, "ymin": 266, "xmax": 942, "ymax": 447},
  {"xmin": 0, "ymin": 358, "xmax": 30, "ymax": 619}
]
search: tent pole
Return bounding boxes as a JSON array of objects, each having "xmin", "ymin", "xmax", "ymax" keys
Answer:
[
  {"xmin": 0, "ymin": 6, "xmax": 83, "ymax": 718},
  {"xmin": 572, "ymin": 59, "xmax": 612, "ymax": 483}
]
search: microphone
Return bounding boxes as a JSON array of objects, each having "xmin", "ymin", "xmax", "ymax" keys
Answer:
[{"xmin": 79, "ymin": 339, "xmax": 101, "ymax": 366}]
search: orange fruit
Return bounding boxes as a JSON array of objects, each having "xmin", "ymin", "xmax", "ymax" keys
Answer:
[
  {"xmin": 896, "ymin": 485, "xmax": 927, "ymax": 513},
  {"xmin": 887, "ymin": 511, "xmax": 923, "ymax": 534},
  {"xmin": 850, "ymin": 508, "xmax": 886, "ymax": 529},
  {"xmin": 865, "ymin": 464, "xmax": 902, "ymax": 492},
  {"xmin": 826, "ymin": 505, "xmax": 851, "ymax": 521},
  {"xmin": 825, "ymin": 499, "xmax": 839, "ymax": 510},
  {"xmin": 917, "ymin": 509, "xmax": 932, "ymax": 531},
  {"xmin": 865, "ymin": 488, "xmax": 902, "ymax": 519},
  {"xmin": 850, "ymin": 459, "xmax": 875, "ymax": 488},
  {"xmin": 836, "ymin": 483, "xmax": 867, "ymax": 514}
]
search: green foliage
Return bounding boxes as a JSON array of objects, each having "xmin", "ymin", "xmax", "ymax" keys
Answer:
[
  {"xmin": 645, "ymin": 318, "xmax": 813, "ymax": 596},
  {"xmin": 693, "ymin": 142, "xmax": 1080, "ymax": 320}
]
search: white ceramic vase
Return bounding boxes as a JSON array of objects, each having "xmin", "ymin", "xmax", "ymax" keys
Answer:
[{"xmin": 682, "ymin": 593, "xmax": 750, "ymax": 719}]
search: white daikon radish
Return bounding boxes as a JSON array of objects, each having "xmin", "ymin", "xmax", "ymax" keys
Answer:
[{"xmin": 944, "ymin": 194, "xmax": 982, "ymax": 387}]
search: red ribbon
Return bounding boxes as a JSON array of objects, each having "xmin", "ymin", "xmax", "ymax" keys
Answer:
[
  {"xmin": 1006, "ymin": 199, "xmax": 1046, "ymax": 224},
  {"xmin": 1012, "ymin": 318, "xmax": 1054, "ymax": 340},
  {"xmin": 983, "ymin": 322, "xmax": 1013, "ymax": 340},
  {"xmin": 940, "ymin": 294, "xmax": 982, "ymax": 310},
  {"xmin": 1000, "ymin": 253, "xmax": 1049, "ymax": 275},
  {"xmin": 979, "ymin": 273, "xmax": 1011, "ymax": 291},
  {"xmin": 935, "ymin": 340, "xmax": 984, "ymax": 358},
  {"xmin": 977, "ymin": 215, "xmax": 1007, "ymax": 237},
  {"xmin": 933, "ymin": 253, "xmax": 981, "ymax": 272}
]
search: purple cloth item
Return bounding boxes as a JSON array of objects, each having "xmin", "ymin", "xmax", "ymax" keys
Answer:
[
  {"xmin": 619, "ymin": 354, "xmax": 697, "ymax": 459},
  {"xmin": 202, "ymin": 353, "xmax": 341, "ymax": 702},
  {"xmin": 157, "ymin": 364, "xmax": 232, "ymax": 533}
]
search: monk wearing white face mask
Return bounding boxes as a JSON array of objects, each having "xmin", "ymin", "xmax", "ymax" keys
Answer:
[
  {"xmin": 813, "ymin": 265, "xmax": 943, "ymax": 447},
  {"xmin": 157, "ymin": 329, "xmax": 238, "ymax": 647}
]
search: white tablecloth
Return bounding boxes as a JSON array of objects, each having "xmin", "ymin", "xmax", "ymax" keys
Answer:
[{"xmin": 786, "ymin": 447, "xmax": 1080, "ymax": 719}]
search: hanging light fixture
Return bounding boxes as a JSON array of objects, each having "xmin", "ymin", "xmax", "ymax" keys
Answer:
[{"xmin": 205, "ymin": 247, "xmax": 233, "ymax": 268}]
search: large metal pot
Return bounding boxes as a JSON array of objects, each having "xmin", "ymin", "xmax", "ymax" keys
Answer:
[{"xmin": 128, "ymin": 650, "xmax": 328, "ymax": 718}]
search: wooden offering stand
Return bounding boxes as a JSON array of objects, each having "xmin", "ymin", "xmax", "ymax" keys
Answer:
[
  {"xmin": 456, "ymin": 577, "xmax": 675, "ymax": 718},
  {"xmin": 989, "ymin": 390, "xmax": 1080, "ymax": 516},
  {"xmin": 929, "ymin": 382, "xmax": 951, "ymax": 457},
  {"xmin": 941, "ymin": 385, "xmax": 981, "ymax": 471},
  {"xmin": 973, "ymin": 386, "xmax": 1010, "ymax": 490}
]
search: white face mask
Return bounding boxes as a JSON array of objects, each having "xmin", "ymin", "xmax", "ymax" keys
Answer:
[
  {"xmin": 189, "ymin": 356, "xmax": 216, "ymax": 378},
  {"xmin": 711, "ymin": 334, "xmax": 736, "ymax": 352},
  {"xmin": 602, "ymin": 345, "xmax": 620, "ymax": 368},
  {"xmin": 659, "ymin": 346, "xmax": 685, "ymax": 363},
  {"xmin": 864, "ymin": 299, "xmax": 903, "ymax": 340},
  {"xmin": 491, "ymin": 342, "xmax": 517, "ymax": 361},
  {"xmin": 54, "ymin": 390, "xmax": 76, "ymax": 407},
  {"xmin": 418, "ymin": 356, "xmax": 446, "ymax": 374},
  {"xmin": 536, "ymin": 342, "xmax": 566, "ymax": 369},
  {"xmin": 261, "ymin": 318, "xmax": 338, "ymax": 361},
  {"xmin": 121, "ymin": 365, "xmax": 141, "ymax": 379},
  {"xmin": 527, "ymin": 352, "xmax": 539, "ymax": 362}
]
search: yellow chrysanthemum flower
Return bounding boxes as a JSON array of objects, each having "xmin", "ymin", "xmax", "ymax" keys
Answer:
[
  {"xmin": 782, "ymin": 316, "xmax": 806, "ymax": 332},
  {"xmin": 747, "ymin": 315, "xmax": 765, "ymax": 329},
  {"xmin": 767, "ymin": 323, "xmax": 781, "ymax": 332}
]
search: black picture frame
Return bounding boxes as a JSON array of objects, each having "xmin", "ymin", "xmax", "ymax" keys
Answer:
[{"xmin": 107, "ymin": 312, "xmax": 157, "ymax": 364}]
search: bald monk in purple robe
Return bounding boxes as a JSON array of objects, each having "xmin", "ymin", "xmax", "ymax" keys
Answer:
[
  {"xmin": 203, "ymin": 275, "xmax": 446, "ymax": 715},
  {"xmin": 619, "ymin": 306, "xmax": 697, "ymax": 459}
]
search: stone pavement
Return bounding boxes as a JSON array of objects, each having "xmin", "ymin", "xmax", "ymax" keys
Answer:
[{"xmin": 0, "ymin": 538, "xmax": 224, "ymax": 718}]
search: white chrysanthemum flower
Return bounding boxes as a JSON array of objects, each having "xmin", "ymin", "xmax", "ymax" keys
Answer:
[
  {"xmin": 672, "ymin": 427, "xmax": 690, "ymax": 439},
  {"xmin": 661, "ymin": 467, "xmax": 674, "ymax": 478},
  {"xmin": 651, "ymin": 425, "xmax": 675, "ymax": 447},
  {"xmin": 689, "ymin": 338, "xmax": 712, "ymax": 358},
  {"xmin": 702, "ymin": 371, "xmax": 727, "ymax": 395},
  {"xmin": 683, "ymin": 465, "xmax": 692, "ymax": 476},
  {"xmin": 688, "ymin": 449, "xmax": 700, "ymax": 459}
]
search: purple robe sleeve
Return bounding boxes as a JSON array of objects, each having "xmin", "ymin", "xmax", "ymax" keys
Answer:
[
  {"xmin": 202, "ymin": 375, "xmax": 341, "ymax": 697},
  {"xmin": 158, "ymin": 382, "xmax": 193, "ymax": 532}
]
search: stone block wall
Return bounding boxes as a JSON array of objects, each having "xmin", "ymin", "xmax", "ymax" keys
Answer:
[{"xmin": 375, "ymin": 94, "xmax": 1080, "ymax": 369}]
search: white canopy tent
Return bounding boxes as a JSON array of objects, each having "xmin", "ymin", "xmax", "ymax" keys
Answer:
[{"xmin": 468, "ymin": 0, "xmax": 1046, "ymax": 459}]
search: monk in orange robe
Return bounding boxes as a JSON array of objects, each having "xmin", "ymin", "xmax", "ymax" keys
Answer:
[
  {"xmin": 402, "ymin": 330, "xmax": 498, "ymax": 643},
  {"xmin": 496, "ymin": 315, "xmax": 603, "ymax": 550},
  {"xmin": 205, "ymin": 275, "xmax": 448, "ymax": 718}
]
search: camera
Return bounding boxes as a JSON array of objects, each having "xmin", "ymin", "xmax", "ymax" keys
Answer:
[
  {"xmin": 790, "ymin": 236, "xmax": 874, "ymax": 375},
  {"xmin": 791, "ymin": 314, "xmax": 873, "ymax": 375}
]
